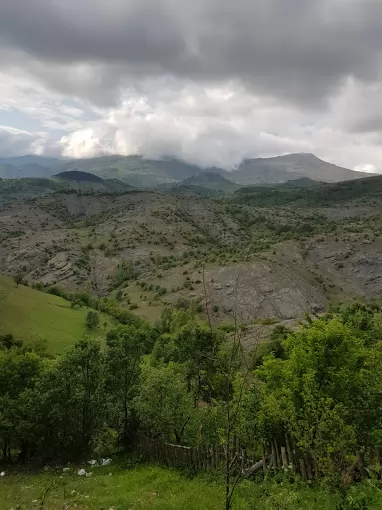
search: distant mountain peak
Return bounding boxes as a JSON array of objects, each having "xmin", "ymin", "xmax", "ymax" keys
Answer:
[
  {"xmin": 0, "ymin": 152, "xmax": 377, "ymax": 187},
  {"xmin": 235, "ymin": 152, "xmax": 372, "ymax": 184}
]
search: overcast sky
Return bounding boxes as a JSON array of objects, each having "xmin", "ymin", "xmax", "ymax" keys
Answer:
[{"xmin": 1, "ymin": 0, "xmax": 382, "ymax": 171}]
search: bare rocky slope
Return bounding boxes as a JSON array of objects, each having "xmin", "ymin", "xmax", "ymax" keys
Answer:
[
  {"xmin": 232, "ymin": 153, "xmax": 370, "ymax": 184},
  {"xmin": 1, "ymin": 175, "xmax": 382, "ymax": 327}
]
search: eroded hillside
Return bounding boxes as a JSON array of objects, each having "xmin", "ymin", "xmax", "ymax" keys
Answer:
[{"xmin": 1, "ymin": 178, "xmax": 382, "ymax": 325}]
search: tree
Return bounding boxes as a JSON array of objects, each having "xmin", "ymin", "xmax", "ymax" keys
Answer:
[
  {"xmin": 174, "ymin": 322, "xmax": 221, "ymax": 403},
  {"xmin": 86, "ymin": 311, "xmax": 99, "ymax": 329},
  {"xmin": 256, "ymin": 318, "xmax": 369, "ymax": 477},
  {"xmin": 32, "ymin": 338, "xmax": 106, "ymax": 459},
  {"xmin": 137, "ymin": 361, "xmax": 195, "ymax": 444},
  {"xmin": 0, "ymin": 334, "xmax": 22, "ymax": 350},
  {"xmin": 13, "ymin": 273, "xmax": 24, "ymax": 288},
  {"xmin": 0, "ymin": 347, "xmax": 42, "ymax": 461},
  {"xmin": 105, "ymin": 326, "xmax": 145, "ymax": 445}
]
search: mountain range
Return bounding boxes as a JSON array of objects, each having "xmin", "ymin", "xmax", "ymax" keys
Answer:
[{"xmin": 0, "ymin": 153, "xmax": 374, "ymax": 188}]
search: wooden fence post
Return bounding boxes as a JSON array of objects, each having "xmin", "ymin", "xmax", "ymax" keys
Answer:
[
  {"xmin": 300, "ymin": 459, "xmax": 307, "ymax": 481},
  {"xmin": 242, "ymin": 448, "xmax": 246, "ymax": 475},
  {"xmin": 261, "ymin": 444, "xmax": 267, "ymax": 473},
  {"xmin": 305, "ymin": 456, "xmax": 313, "ymax": 480},
  {"xmin": 356, "ymin": 450, "xmax": 367, "ymax": 479},
  {"xmin": 270, "ymin": 441, "xmax": 276, "ymax": 469},
  {"xmin": 285, "ymin": 434, "xmax": 294, "ymax": 468},
  {"xmin": 281, "ymin": 447, "xmax": 288, "ymax": 471},
  {"xmin": 216, "ymin": 445, "xmax": 221, "ymax": 471},
  {"xmin": 274, "ymin": 438, "xmax": 281, "ymax": 469}
]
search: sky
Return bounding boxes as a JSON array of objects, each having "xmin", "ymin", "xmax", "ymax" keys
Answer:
[{"xmin": 1, "ymin": 0, "xmax": 382, "ymax": 171}]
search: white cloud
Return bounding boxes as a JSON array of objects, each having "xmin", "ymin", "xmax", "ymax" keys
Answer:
[
  {"xmin": 54, "ymin": 79, "xmax": 382, "ymax": 172},
  {"xmin": 1, "ymin": 1, "xmax": 382, "ymax": 173},
  {"xmin": 0, "ymin": 125, "xmax": 47, "ymax": 158}
]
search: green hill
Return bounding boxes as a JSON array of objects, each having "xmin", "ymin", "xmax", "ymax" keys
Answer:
[
  {"xmin": 176, "ymin": 171, "xmax": 241, "ymax": 194},
  {"xmin": 55, "ymin": 170, "xmax": 104, "ymax": 183},
  {"xmin": 0, "ymin": 275, "xmax": 113, "ymax": 354},
  {"xmin": 0, "ymin": 173, "xmax": 132, "ymax": 201},
  {"xmin": 234, "ymin": 174, "xmax": 382, "ymax": 207}
]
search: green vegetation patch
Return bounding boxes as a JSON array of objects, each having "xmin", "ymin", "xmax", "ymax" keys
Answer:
[
  {"xmin": 0, "ymin": 276, "xmax": 112, "ymax": 354},
  {"xmin": 2, "ymin": 464, "xmax": 377, "ymax": 510}
]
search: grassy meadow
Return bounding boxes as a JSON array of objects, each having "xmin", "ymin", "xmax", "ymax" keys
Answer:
[
  {"xmin": 0, "ymin": 463, "xmax": 364, "ymax": 510},
  {"xmin": 0, "ymin": 275, "xmax": 114, "ymax": 354}
]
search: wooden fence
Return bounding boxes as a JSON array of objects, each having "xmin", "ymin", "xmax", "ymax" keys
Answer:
[
  {"xmin": 135, "ymin": 435, "xmax": 374, "ymax": 481},
  {"xmin": 136, "ymin": 435, "xmax": 228, "ymax": 471},
  {"xmin": 135, "ymin": 435, "xmax": 270, "ymax": 477}
]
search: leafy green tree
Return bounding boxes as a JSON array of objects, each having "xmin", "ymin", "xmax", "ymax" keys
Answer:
[
  {"xmin": 86, "ymin": 310, "xmax": 100, "ymax": 329},
  {"xmin": 350, "ymin": 342, "xmax": 382, "ymax": 449},
  {"xmin": 32, "ymin": 338, "xmax": 106, "ymax": 459},
  {"xmin": 0, "ymin": 334, "xmax": 23, "ymax": 350},
  {"xmin": 137, "ymin": 361, "xmax": 195, "ymax": 444},
  {"xmin": 174, "ymin": 322, "xmax": 222, "ymax": 402},
  {"xmin": 70, "ymin": 297, "xmax": 84, "ymax": 309},
  {"xmin": 105, "ymin": 326, "xmax": 145, "ymax": 445},
  {"xmin": 252, "ymin": 325, "xmax": 290, "ymax": 367},
  {"xmin": 158, "ymin": 306, "xmax": 197, "ymax": 334},
  {"xmin": 0, "ymin": 347, "xmax": 42, "ymax": 461},
  {"xmin": 256, "ymin": 319, "xmax": 369, "ymax": 475}
]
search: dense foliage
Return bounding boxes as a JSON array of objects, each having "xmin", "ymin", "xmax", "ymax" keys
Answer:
[{"xmin": 1, "ymin": 301, "xmax": 382, "ymax": 484}]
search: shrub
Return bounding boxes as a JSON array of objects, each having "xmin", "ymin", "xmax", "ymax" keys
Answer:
[{"xmin": 86, "ymin": 311, "xmax": 100, "ymax": 329}]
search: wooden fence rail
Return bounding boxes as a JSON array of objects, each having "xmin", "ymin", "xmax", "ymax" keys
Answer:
[
  {"xmin": 136, "ymin": 435, "xmax": 227, "ymax": 471},
  {"xmin": 134, "ymin": 435, "xmax": 378, "ymax": 481},
  {"xmin": 135, "ymin": 435, "xmax": 263, "ymax": 475}
]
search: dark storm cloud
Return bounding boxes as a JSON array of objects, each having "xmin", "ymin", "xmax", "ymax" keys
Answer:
[{"xmin": 1, "ymin": 0, "xmax": 382, "ymax": 107}]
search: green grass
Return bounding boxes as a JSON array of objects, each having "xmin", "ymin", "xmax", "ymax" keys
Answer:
[
  {"xmin": 0, "ymin": 275, "xmax": 114, "ymax": 355},
  {"xmin": 0, "ymin": 465, "xmax": 329, "ymax": 510},
  {"xmin": 2, "ymin": 463, "xmax": 381, "ymax": 510}
]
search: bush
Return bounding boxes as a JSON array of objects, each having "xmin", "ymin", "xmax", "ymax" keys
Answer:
[
  {"xmin": 111, "ymin": 261, "xmax": 139, "ymax": 289},
  {"xmin": 13, "ymin": 273, "xmax": 24, "ymax": 287},
  {"xmin": 46, "ymin": 286, "xmax": 69, "ymax": 300},
  {"xmin": 86, "ymin": 311, "xmax": 100, "ymax": 329},
  {"xmin": 91, "ymin": 426, "xmax": 119, "ymax": 457},
  {"xmin": 0, "ymin": 333, "xmax": 23, "ymax": 350}
]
